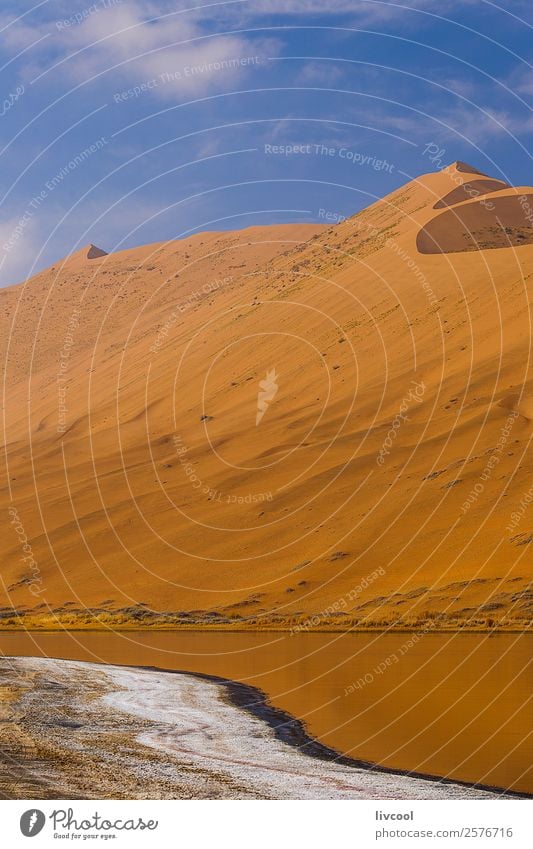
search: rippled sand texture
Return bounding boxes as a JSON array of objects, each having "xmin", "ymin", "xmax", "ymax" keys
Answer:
[{"xmin": 0, "ymin": 657, "xmax": 507, "ymax": 799}]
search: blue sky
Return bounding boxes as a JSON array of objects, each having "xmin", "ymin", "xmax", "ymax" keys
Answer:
[{"xmin": 0, "ymin": 0, "xmax": 531, "ymax": 286}]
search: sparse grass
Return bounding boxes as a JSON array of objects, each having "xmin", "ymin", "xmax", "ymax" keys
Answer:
[{"xmin": 0, "ymin": 610, "xmax": 529, "ymax": 633}]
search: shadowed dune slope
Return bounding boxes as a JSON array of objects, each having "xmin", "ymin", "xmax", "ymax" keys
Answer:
[
  {"xmin": 1, "ymin": 162, "xmax": 532, "ymax": 630},
  {"xmin": 432, "ymin": 179, "xmax": 508, "ymax": 209},
  {"xmin": 418, "ymin": 191, "xmax": 533, "ymax": 254}
]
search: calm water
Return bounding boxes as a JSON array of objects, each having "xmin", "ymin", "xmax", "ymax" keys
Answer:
[{"xmin": 1, "ymin": 630, "xmax": 530, "ymax": 793}]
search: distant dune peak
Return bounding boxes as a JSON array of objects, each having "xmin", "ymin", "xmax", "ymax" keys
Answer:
[
  {"xmin": 446, "ymin": 160, "xmax": 491, "ymax": 177},
  {"xmin": 86, "ymin": 244, "xmax": 108, "ymax": 260}
]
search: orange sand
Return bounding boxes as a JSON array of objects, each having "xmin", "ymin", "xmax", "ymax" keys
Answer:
[{"xmin": 1, "ymin": 163, "xmax": 532, "ymax": 630}]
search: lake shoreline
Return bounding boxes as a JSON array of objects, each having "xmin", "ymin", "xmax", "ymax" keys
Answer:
[
  {"xmin": 2, "ymin": 631, "xmax": 529, "ymax": 795},
  {"xmin": 0, "ymin": 625, "xmax": 529, "ymax": 633},
  {"xmin": 1, "ymin": 656, "xmax": 522, "ymax": 800},
  {"xmin": 155, "ymin": 663, "xmax": 531, "ymax": 799}
]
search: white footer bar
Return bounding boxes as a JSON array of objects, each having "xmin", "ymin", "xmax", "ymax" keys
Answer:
[{"xmin": 3, "ymin": 799, "xmax": 531, "ymax": 848}]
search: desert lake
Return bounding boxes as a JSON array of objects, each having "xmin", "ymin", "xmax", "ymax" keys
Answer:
[{"xmin": 1, "ymin": 631, "xmax": 530, "ymax": 794}]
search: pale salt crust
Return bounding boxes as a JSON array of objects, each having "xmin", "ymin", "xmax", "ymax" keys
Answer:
[{"xmin": 20, "ymin": 658, "xmax": 502, "ymax": 800}]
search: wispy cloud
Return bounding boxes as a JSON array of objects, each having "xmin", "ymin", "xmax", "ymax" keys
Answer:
[
  {"xmin": 437, "ymin": 105, "xmax": 533, "ymax": 143},
  {"xmin": 438, "ymin": 76, "xmax": 480, "ymax": 99},
  {"xmin": 294, "ymin": 61, "xmax": 345, "ymax": 85},
  {"xmin": 4, "ymin": 1, "xmax": 279, "ymax": 99},
  {"xmin": 506, "ymin": 67, "xmax": 533, "ymax": 99},
  {"xmin": 342, "ymin": 97, "xmax": 533, "ymax": 148},
  {"xmin": 0, "ymin": 213, "xmax": 43, "ymax": 287},
  {"xmin": 224, "ymin": 0, "xmax": 416, "ymax": 20},
  {"xmin": 223, "ymin": 0, "xmax": 486, "ymax": 25}
]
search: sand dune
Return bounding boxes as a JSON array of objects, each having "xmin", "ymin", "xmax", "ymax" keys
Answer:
[
  {"xmin": 1, "ymin": 162, "xmax": 532, "ymax": 630},
  {"xmin": 454, "ymin": 161, "xmax": 491, "ymax": 176}
]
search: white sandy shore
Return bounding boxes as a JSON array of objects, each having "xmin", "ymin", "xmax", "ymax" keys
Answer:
[{"xmin": 3, "ymin": 657, "xmax": 506, "ymax": 800}]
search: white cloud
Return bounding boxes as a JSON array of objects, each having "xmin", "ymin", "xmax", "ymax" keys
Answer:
[
  {"xmin": 223, "ymin": 0, "xmax": 409, "ymax": 20},
  {"xmin": 294, "ymin": 61, "xmax": 345, "ymax": 85},
  {"xmin": 0, "ymin": 13, "xmax": 49, "ymax": 52},
  {"xmin": 439, "ymin": 77, "xmax": 480, "ymax": 99},
  {"xmin": 0, "ymin": 214, "xmax": 43, "ymax": 287},
  {"xmin": 508, "ymin": 67, "xmax": 533, "ymax": 98},
  {"xmin": 437, "ymin": 105, "xmax": 533, "ymax": 143},
  {"xmin": 341, "ymin": 98, "xmax": 533, "ymax": 149},
  {"xmin": 5, "ymin": 1, "xmax": 278, "ymax": 99},
  {"xmin": 59, "ymin": 4, "xmax": 257, "ymax": 90},
  {"xmin": 221, "ymin": 0, "xmax": 483, "ymax": 24}
]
